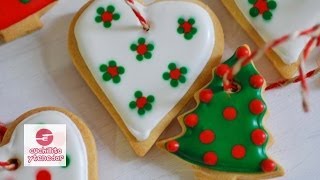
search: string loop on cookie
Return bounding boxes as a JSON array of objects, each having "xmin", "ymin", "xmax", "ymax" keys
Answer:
[
  {"xmin": 225, "ymin": 24, "xmax": 320, "ymax": 112},
  {"xmin": 125, "ymin": 0, "xmax": 150, "ymax": 31},
  {"xmin": 0, "ymin": 158, "xmax": 20, "ymax": 171}
]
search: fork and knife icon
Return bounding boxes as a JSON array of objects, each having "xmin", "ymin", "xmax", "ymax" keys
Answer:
[{"xmin": 36, "ymin": 134, "xmax": 53, "ymax": 142}]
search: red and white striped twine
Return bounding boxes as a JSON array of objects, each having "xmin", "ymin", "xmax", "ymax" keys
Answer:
[
  {"xmin": 0, "ymin": 160, "xmax": 18, "ymax": 171},
  {"xmin": 225, "ymin": 24, "xmax": 320, "ymax": 112},
  {"xmin": 125, "ymin": 0, "xmax": 150, "ymax": 31}
]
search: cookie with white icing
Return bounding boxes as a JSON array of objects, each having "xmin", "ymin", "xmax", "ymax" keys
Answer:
[
  {"xmin": 0, "ymin": 107, "xmax": 97, "ymax": 180},
  {"xmin": 222, "ymin": 0, "xmax": 320, "ymax": 78},
  {"xmin": 68, "ymin": 0, "xmax": 224, "ymax": 156},
  {"xmin": 0, "ymin": 0, "xmax": 57, "ymax": 42}
]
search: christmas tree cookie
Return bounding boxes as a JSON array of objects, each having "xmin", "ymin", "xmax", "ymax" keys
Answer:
[
  {"xmin": 222, "ymin": 0, "xmax": 320, "ymax": 78},
  {"xmin": 0, "ymin": 0, "xmax": 57, "ymax": 42},
  {"xmin": 0, "ymin": 107, "xmax": 97, "ymax": 180},
  {"xmin": 68, "ymin": 0, "xmax": 224, "ymax": 156},
  {"xmin": 159, "ymin": 45, "xmax": 284, "ymax": 179}
]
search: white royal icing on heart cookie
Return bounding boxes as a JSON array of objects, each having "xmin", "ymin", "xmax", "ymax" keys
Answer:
[
  {"xmin": 74, "ymin": 0, "xmax": 216, "ymax": 141},
  {"xmin": 0, "ymin": 111, "xmax": 88, "ymax": 180},
  {"xmin": 235, "ymin": 0, "xmax": 320, "ymax": 64}
]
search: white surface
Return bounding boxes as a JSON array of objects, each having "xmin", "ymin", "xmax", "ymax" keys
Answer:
[
  {"xmin": 0, "ymin": 0, "xmax": 319, "ymax": 179},
  {"xmin": 74, "ymin": 0, "xmax": 215, "ymax": 141}
]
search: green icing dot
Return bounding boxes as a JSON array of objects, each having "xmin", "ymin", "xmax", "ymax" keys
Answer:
[
  {"xmin": 113, "ymin": 13, "xmax": 120, "ymax": 20},
  {"xmin": 163, "ymin": 72, "xmax": 170, "ymax": 80},
  {"xmin": 62, "ymin": 155, "xmax": 70, "ymax": 168},
  {"xmin": 184, "ymin": 33, "xmax": 193, "ymax": 40},
  {"xmin": 135, "ymin": 91, "xmax": 143, "ymax": 98},
  {"xmin": 177, "ymin": 27, "xmax": 184, "ymax": 34},
  {"xmin": 263, "ymin": 11, "xmax": 272, "ymax": 20},
  {"xmin": 188, "ymin": 18, "xmax": 195, "ymax": 25},
  {"xmin": 248, "ymin": 0, "xmax": 257, "ymax": 4},
  {"xmin": 107, "ymin": 5, "xmax": 115, "ymax": 13},
  {"xmin": 147, "ymin": 95, "xmax": 155, "ymax": 102},
  {"xmin": 138, "ymin": 108, "xmax": 145, "ymax": 115},
  {"xmin": 138, "ymin": 38, "xmax": 145, "ymax": 44},
  {"xmin": 249, "ymin": 7, "xmax": 260, "ymax": 17},
  {"xmin": 144, "ymin": 52, "xmax": 152, "ymax": 59},
  {"xmin": 129, "ymin": 101, "xmax": 136, "ymax": 109},
  {"xmin": 268, "ymin": 1, "xmax": 277, "ymax": 9},
  {"xmin": 103, "ymin": 21, "xmax": 112, "ymax": 28},
  {"xmin": 97, "ymin": 7, "xmax": 105, "ymax": 15},
  {"xmin": 178, "ymin": 18, "xmax": 185, "ymax": 24},
  {"xmin": 20, "ymin": 0, "xmax": 31, "ymax": 3},
  {"xmin": 95, "ymin": 16, "xmax": 102, "ymax": 23},
  {"xmin": 179, "ymin": 76, "xmax": 186, "ymax": 83},
  {"xmin": 170, "ymin": 80, "xmax": 179, "ymax": 87}
]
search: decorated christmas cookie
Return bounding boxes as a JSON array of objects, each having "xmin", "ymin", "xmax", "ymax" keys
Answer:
[
  {"xmin": 222, "ymin": 0, "xmax": 320, "ymax": 78},
  {"xmin": 158, "ymin": 46, "xmax": 284, "ymax": 179},
  {"xmin": 68, "ymin": 0, "xmax": 224, "ymax": 156},
  {"xmin": 0, "ymin": 107, "xmax": 97, "ymax": 180},
  {"xmin": 0, "ymin": 0, "xmax": 57, "ymax": 42}
]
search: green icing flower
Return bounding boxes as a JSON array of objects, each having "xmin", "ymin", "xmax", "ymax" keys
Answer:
[
  {"xmin": 177, "ymin": 18, "xmax": 197, "ymax": 40},
  {"xmin": 130, "ymin": 37, "xmax": 154, "ymax": 61},
  {"xmin": 99, "ymin": 60, "xmax": 125, "ymax": 84},
  {"xmin": 249, "ymin": 0, "xmax": 277, "ymax": 21},
  {"xmin": 129, "ymin": 91, "xmax": 155, "ymax": 115},
  {"xmin": 95, "ymin": 5, "xmax": 120, "ymax": 28},
  {"xmin": 163, "ymin": 63, "xmax": 188, "ymax": 87}
]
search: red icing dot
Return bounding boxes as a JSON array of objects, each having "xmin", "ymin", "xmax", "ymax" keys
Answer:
[
  {"xmin": 216, "ymin": 64, "xmax": 230, "ymax": 77},
  {"xmin": 250, "ymin": 75, "xmax": 264, "ymax": 88},
  {"xmin": 261, "ymin": 159, "xmax": 276, "ymax": 172},
  {"xmin": 255, "ymin": 0, "xmax": 270, "ymax": 14},
  {"xmin": 181, "ymin": 22, "xmax": 192, "ymax": 33},
  {"xmin": 249, "ymin": 99, "xmax": 265, "ymax": 115},
  {"xmin": 136, "ymin": 97, "xmax": 147, "ymax": 108},
  {"xmin": 251, "ymin": 129, "xmax": 267, "ymax": 146},
  {"xmin": 223, "ymin": 107, "xmax": 237, "ymax": 121},
  {"xmin": 184, "ymin": 114, "xmax": 198, "ymax": 127},
  {"xmin": 166, "ymin": 140, "xmax": 179, "ymax": 153},
  {"xmin": 199, "ymin": 89, "xmax": 213, "ymax": 103},
  {"xmin": 137, "ymin": 44, "xmax": 148, "ymax": 55},
  {"xmin": 36, "ymin": 169, "xmax": 51, "ymax": 180},
  {"xmin": 203, "ymin": 152, "xmax": 218, "ymax": 165},
  {"xmin": 199, "ymin": 130, "xmax": 215, "ymax": 144},
  {"xmin": 170, "ymin": 69, "xmax": 181, "ymax": 80},
  {"xmin": 236, "ymin": 46, "xmax": 250, "ymax": 59},
  {"xmin": 232, "ymin": 145, "xmax": 246, "ymax": 159},
  {"xmin": 102, "ymin": 12, "xmax": 113, "ymax": 22},
  {"xmin": 107, "ymin": 66, "xmax": 118, "ymax": 77}
]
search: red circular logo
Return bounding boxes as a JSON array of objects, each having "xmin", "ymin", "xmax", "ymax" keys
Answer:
[{"xmin": 36, "ymin": 129, "xmax": 53, "ymax": 146}]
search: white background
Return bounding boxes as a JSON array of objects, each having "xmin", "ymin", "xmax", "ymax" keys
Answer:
[{"xmin": 0, "ymin": 0, "xmax": 319, "ymax": 179}]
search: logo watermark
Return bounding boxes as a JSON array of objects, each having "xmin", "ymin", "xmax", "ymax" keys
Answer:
[{"xmin": 24, "ymin": 124, "xmax": 66, "ymax": 166}]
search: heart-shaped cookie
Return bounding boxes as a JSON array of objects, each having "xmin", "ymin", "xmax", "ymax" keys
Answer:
[
  {"xmin": 69, "ymin": 0, "xmax": 223, "ymax": 156},
  {"xmin": 222, "ymin": 0, "xmax": 320, "ymax": 78},
  {"xmin": 0, "ymin": 107, "xmax": 97, "ymax": 180},
  {"xmin": 0, "ymin": 0, "xmax": 57, "ymax": 42}
]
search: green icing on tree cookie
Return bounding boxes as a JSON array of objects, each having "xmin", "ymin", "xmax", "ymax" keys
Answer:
[
  {"xmin": 165, "ymin": 46, "xmax": 279, "ymax": 173},
  {"xmin": 130, "ymin": 37, "xmax": 154, "ymax": 61},
  {"xmin": 95, "ymin": 5, "xmax": 121, "ymax": 28},
  {"xmin": 162, "ymin": 63, "xmax": 188, "ymax": 87}
]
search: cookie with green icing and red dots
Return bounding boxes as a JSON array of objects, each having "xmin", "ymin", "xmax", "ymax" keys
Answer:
[
  {"xmin": 222, "ymin": 0, "xmax": 320, "ymax": 78},
  {"xmin": 0, "ymin": 107, "xmax": 98, "ymax": 180},
  {"xmin": 68, "ymin": 0, "xmax": 224, "ymax": 156},
  {"xmin": 0, "ymin": 0, "xmax": 58, "ymax": 42},
  {"xmin": 158, "ymin": 45, "xmax": 284, "ymax": 179}
]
